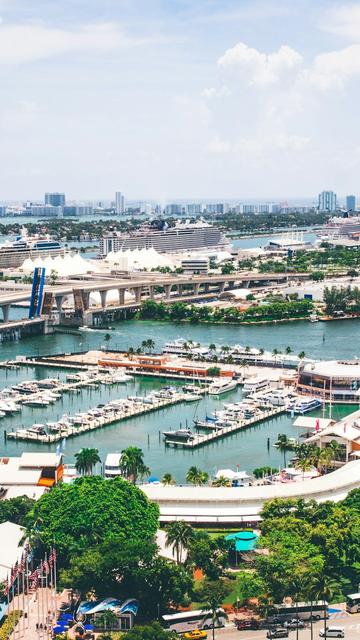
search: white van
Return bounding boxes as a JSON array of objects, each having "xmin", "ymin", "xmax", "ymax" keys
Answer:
[{"xmin": 319, "ymin": 627, "xmax": 344, "ymax": 638}]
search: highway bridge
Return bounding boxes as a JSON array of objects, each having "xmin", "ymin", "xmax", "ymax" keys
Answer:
[{"xmin": 0, "ymin": 271, "xmax": 294, "ymax": 323}]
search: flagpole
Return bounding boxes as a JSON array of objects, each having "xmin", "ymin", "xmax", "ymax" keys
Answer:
[
  {"xmin": 53, "ymin": 548, "xmax": 57, "ymax": 622},
  {"xmin": 40, "ymin": 562, "xmax": 45, "ymax": 639},
  {"xmin": 21, "ymin": 562, "xmax": 25, "ymax": 640},
  {"xmin": 36, "ymin": 571, "xmax": 40, "ymax": 639},
  {"xmin": 44, "ymin": 554, "xmax": 49, "ymax": 637}
]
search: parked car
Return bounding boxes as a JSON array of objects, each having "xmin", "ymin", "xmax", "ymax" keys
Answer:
[
  {"xmin": 284, "ymin": 619, "xmax": 305, "ymax": 629},
  {"xmin": 235, "ymin": 619, "xmax": 260, "ymax": 630},
  {"xmin": 319, "ymin": 628, "xmax": 344, "ymax": 638},
  {"xmin": 267, "ymin": 629, "xmax": 289, "ymax": 639},
  {"xmin": 183, "ymin": 631, "xmax": 208, "ymax": 640}
]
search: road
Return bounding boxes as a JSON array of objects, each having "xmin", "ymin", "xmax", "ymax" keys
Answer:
[{"xmin": 214, "ymin": 612, "xmax": 360, "ymax": 640}]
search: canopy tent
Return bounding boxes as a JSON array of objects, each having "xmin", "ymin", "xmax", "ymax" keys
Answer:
[{"xmin": 225, "ymin": 530, "xmax": 259, "ymax": 552}]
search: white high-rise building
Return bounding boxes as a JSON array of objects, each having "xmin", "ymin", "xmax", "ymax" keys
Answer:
[
  {"xmin": 115, "ymin": 191, "xmax": 125, "ymax": 214},
  {"xmin": 318, "ymin": 191, "xmax": 337, "ymax": 212}
]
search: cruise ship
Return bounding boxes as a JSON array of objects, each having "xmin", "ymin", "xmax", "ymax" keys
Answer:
[
  {"xmin": 99, "ymin": 219, "xmax": 229, "ymax": 256},
  {"xmin": 0, "ymin": 228, "xmax": 64, "ymax": 268},
  {"xmin": 319, "ymin": 214, "xmax": 360, "ymax": 240}
]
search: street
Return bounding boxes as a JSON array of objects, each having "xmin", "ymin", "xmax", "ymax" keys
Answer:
[{"xmin": 214, "ymin": 611, "xmax": 360, "ymax": 640}]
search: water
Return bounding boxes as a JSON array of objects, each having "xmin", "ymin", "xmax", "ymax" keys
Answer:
[
  {"xmin": 0, "ymin": 318, "xmax": 358, "ymax": 480},
  {"xmin": 232, "ymin": 231, "xmax": 317, "ymax": 249}
]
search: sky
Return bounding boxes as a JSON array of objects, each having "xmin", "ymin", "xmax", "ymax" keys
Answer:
[{"xmin": 1, "ymin": 0, "xmax": 360, "ymax": 201}]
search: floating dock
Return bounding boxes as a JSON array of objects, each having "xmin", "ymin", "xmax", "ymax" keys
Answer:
[
  {"xmin": 6, "ymin": 393, "xmax": 192, "ymax": 443},
  {"xmin": 164, "ymin": 406, "xmax": 285, "ymax": 448}
]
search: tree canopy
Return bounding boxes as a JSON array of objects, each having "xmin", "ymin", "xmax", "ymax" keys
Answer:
[{"xmin": 27, "ymin": 476, "xmax": 159, "ymax": 564}]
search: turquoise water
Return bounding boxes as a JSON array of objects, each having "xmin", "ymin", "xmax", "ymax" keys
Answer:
[{"xmin": 0, "ymin": 318, "xmax": 358, "ymax": 480}]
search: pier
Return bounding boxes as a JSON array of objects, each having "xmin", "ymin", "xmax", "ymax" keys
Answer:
[
  {"xmin": 164, "ymin": 406, "xmax": 285, "ymax": 448},
  {"xmin": 6, "ymin": 391, "xmax": 192, "ymax": 444}
]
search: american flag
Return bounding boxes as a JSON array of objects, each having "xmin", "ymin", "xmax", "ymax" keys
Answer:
[
  {"xmin": 43, "ymin": 559, "xmax": 50, "ymax": 575},
  {"xmin": 30, "ymin": 572, "xmax": 39, "ymax": 590},
  {"xmin": 49, "ymin": 548, "xmax": 57, "ymax": 566},
  {"xmin": 10, "ymin": 562, "xmax": 18, "ymax": 585},
  {"xmin": 3, "ymin": 577, "xmax": 9, "ymax": 597}
]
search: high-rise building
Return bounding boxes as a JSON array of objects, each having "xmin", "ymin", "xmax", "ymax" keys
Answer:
[
  {"xmin": 115, "ymin": 191, "xmax": 125, "ymax": 214},
  {"xmin": 346, "ymin": 195, "xmax": 356, "ymax": 212},
  {"xmin": 318, "ymin": 191, "xmax": 337, "ymax": 212},
  {"xmin": 45, "ymin": 192, "xmax": 65, "ymax": 207}
]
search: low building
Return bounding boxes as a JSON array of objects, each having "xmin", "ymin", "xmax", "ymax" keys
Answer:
[
  {"xmin": 0, "ymin": 452, "xmax": 64, "ymax": 500},
  {"xmin": 297, "ymin": 360, "xmax": 360, "ymax": 403},
  {"xmin": 0, "ymin": 521, "xmax": 26, "ymax": 584},
  {"xmin": 181, "ymin": 257, "xmax": 209, "ymax": 275},
  {"xmin": 305, "ymin": 408, "xmax": 360, "ymax": 461}
]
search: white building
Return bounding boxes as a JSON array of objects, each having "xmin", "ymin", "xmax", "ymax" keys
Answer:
[
  {"xmin": 115, "ymin": 191, "xmax": 125, "ymax": 214},
  {"xmin": 318, "ymin": 191, "xmax": 337, "ymax": 212}
]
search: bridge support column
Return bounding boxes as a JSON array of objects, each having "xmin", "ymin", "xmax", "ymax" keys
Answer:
[
  {"xmin": 204, "ymin": 283, "xmax": 210, "ymax": 293},
  {"xmin": 82, "ymin": 292, "xmax": 90, "ymax": 310},
  {"xmin": 218, "ymin": 282, "xmax": 226, "ymax": 293},
  {"xmin": 1, "ymin": 304, "xmax": 10, "ymax": 323},
  {"xmin": 178, "ymin": 284, "xmax": 183, "ymax": 297},
  {"xmin": 133, "ymin": 287, "xmax": 142, "ymax": 304},
  {"xmin": 149, "ymin": 286, "xmax": 155, "ymax": 300},
  {"xmin": 193, "ymin": 283, "xmax": 200, "ymax": 296},
  {"xmin": 100, "ymin": 290, "xmax": 107, "ymax": 309},
  {"xmin": 164, "ymin": 284, "xmax": 171, "ymax": 300},
  {"xmin": 55, "ymin": 295, "xmax": 64, "ymax": 313},
  {"xmin": 118, "ymin": 289, "xmax": 125, "ymax": 305}
]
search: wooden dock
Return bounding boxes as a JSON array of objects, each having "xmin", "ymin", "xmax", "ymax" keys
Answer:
[
  {"xmin": 6, "ymin": 393, "xmax": 191, "ymax": 444},
  {"xmin": 165, "ymin": 406, "xmax": 285, "ymax": 448}
]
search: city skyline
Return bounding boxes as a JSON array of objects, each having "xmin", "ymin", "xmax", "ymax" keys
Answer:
[{"xmin": 1, "ymin": 1, "xmax": 360, "ymax": 198}]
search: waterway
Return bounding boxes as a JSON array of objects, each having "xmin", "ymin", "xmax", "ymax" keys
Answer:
[{"xmin": 0, "ymin": 318, "xmax": 358, "ymax": 480}]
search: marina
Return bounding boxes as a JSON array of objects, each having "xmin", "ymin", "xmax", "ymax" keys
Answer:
[{"xmin": 0, "ymin": 319, "xmax": 358, "ymax": 481}]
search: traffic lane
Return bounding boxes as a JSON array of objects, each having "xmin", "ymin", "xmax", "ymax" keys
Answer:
[{"xmin": 216, "ymin": 615, "xmax": 360, "ymax": 640}]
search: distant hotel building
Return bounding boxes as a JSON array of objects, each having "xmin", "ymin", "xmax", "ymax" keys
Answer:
[
  {"xmin": 115, "ymin": 191, "xmax": 125, "ymax": 214},
  {"xmin": 45, "ymin": 192, "xmax": 65, "ymax": 207},
  {"xmin": 346, "ymin": 195, "xmax": 356, "ymax": 212},
  {"xmin": 318, "ymin": 191, "xmax": 337, "ymax": 212}
]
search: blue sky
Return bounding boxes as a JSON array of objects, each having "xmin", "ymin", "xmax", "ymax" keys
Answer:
[{"xmin": 1, "ymin": 0, "xmax": 360, "ymax": 200}]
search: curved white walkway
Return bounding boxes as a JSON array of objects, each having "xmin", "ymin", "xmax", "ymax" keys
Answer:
[{"xmin": 141, "ymin": 460, "xmax": 360, "ymax": 524}]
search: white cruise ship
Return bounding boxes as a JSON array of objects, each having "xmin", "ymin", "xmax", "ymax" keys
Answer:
[
  {"xmin": 0, "ymin": 228, "xmax": 63, "ymax": 268},
  {"xmin": 99, "ymin": 219, "xmax": 229, "ymax": 256}
]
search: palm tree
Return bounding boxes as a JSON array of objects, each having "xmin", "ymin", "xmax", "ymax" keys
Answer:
[
  {"xmin": 74, "ymin": 448, "xmax": 101, "ymax": 476},
  {"xmin": 165, "ymin": 520, "xmax": 194, "ymax": 563},
  {"xmin": 186, "ymin": 466, "xmax": 209, "ymax": 486},
  {"xmin": 212, "ymin": 475, "xmax": 230, "ymax": 487},
  {"xmin": 162, "ymin": 473, "xmax": 176, "ymax": 485},
  {"xmin": 202, "ymin": 586, "xmax": 228, "ymax": 640},
  {"xmin": 290, "ymin": 576, "xmax": 305, "ymax": 640},
  {"xmin": 327, "ymin": 439, "xmax": 343, "ymax": 464},
  {"xmin": 119, "ymin": 447, "xmax": 150, "ymax": 484},
  {"xmin": 318, "ymin": 448, "xmax": 333, "ymax": 474},
  {"xmin": 285, "ymin": 346, "xmax": 292, "ymax": 354},
  {"xmin": 295, "ymin": 457, "xmax": 312, "ymax": 480},
  {"xmin": 275, "ymin": 434, "xmax": 294, "ymax": 466},
  {"xmin": 310, "ymin": 573, "xmax": 337, "ymax": 640},
  {"xmin": 298, "ymin": 351, "xmax": 306, "ymax": 360}
]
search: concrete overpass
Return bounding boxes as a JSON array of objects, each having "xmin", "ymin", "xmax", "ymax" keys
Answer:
[
  {"xmin": 140, "ymin": 460, "xmax": 360, "ymax": 525},
  {"xmin": 0, "ymin": 271, "xmax": 293, "ymax": 321}
]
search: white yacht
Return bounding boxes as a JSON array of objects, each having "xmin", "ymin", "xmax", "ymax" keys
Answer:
[
  {"xmin": 208, "ymin": 378, "xmax": 238, "ymax": 395},
  {"xmin": 243, "ymin": 377, "xmax": 269, "ymax": 394},
  {"xmin": 104, "ymin": 453, "xmax": 123, "ymax": 478},
  {"xmin": 287, "ymin": 397, "xmax": 322, "ymax": 414}
]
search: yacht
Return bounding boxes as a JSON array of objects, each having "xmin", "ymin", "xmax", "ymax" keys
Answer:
[
  {"xmin": 163, "ymin": 429, "xmax": 195, "ymax": 442},
  {"xmin": 104, "ymin": 453, "xmax": 123, "ymax": 478},
  {"xmin": 208, "ymin": 378, "xmax": 237, "ymax": 395},
  {"xmin": 243, "ymin": 377, "xmax": 269, "ymax": 394},
  {"xmin": 287, "ymin": 397, "xmax": 322, "ymax": 414}
]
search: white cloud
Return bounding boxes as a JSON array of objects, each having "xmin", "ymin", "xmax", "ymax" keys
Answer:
[
  {"xmin": 207, "ymin": 137, "xmax": 231, "ymax": 153},
  {"xmin": 0, "ymin": 21, "xmax": 170, "ymax": 64},
  {"xmin": 202, "ymin": 85, "xmax": 230, "ymax": 98},
  {"xmin": 218, "ymin": 42, "xmax": 302, "ymax": 86},
  {"xmin": 323, "ymin": 4, "xmax": 360, "ymax": 40},
  {"xmin": 307, "ymin": 45, "xmax": 360, "ymax": 90}
]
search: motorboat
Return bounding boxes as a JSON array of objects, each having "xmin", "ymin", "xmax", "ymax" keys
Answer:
[
  {"xmin": 163, "ymin": 429, "xmax": 195, "ymax": 442},
  {"xmin": 287, "ymin": 397, "xmax": 322, "ymax": 414},
  {"xmin": 243, "ymin": 377, "xmax": 270, "ymax": 394},
  {"xmin": 208, "ymin": 379, "xmax": 237, "ymax": 395}
]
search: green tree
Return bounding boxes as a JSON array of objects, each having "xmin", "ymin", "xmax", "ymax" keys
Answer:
[
  {"xmin": 212, "ymin": 475, "xmax": 230, "ymax": 487},
  {"xmin": 200, "ymin": 581, "xmax": 229, "ymax": 640},
  {"xmin": 310, "ymin": 573, "xmax": 337, "ymax": 639},
  {"xmin": 165, "ymin": 521, "xmax": 194, "ymax": 564},
  {"xmin": 74, "ymin": 448, "xmax": 101, "ymax": 476},
  {"xmin": 121, "ymin": 622, "xmax": 177, "ymax": 640},
  {"xmin": 119, "ymin": 447, "xmax": 150, "ymax": 484},
  {"xmin": 0, "ymin": 496, "xmax": 34, "ymax": 526},
  {"xmin": 186, "ymin": 466, "xmax": 209, "ymax": 486},
  {"xmin": 275, "ymin": 434, "xmax": 294, "ymax": 466},
  {"xmin": 27, "ymin": 476, "xmax": 159, "ymax": 565},
  {"xmin": 162, "ymin": 473, "xmax": 176, "ymax": 485}
]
